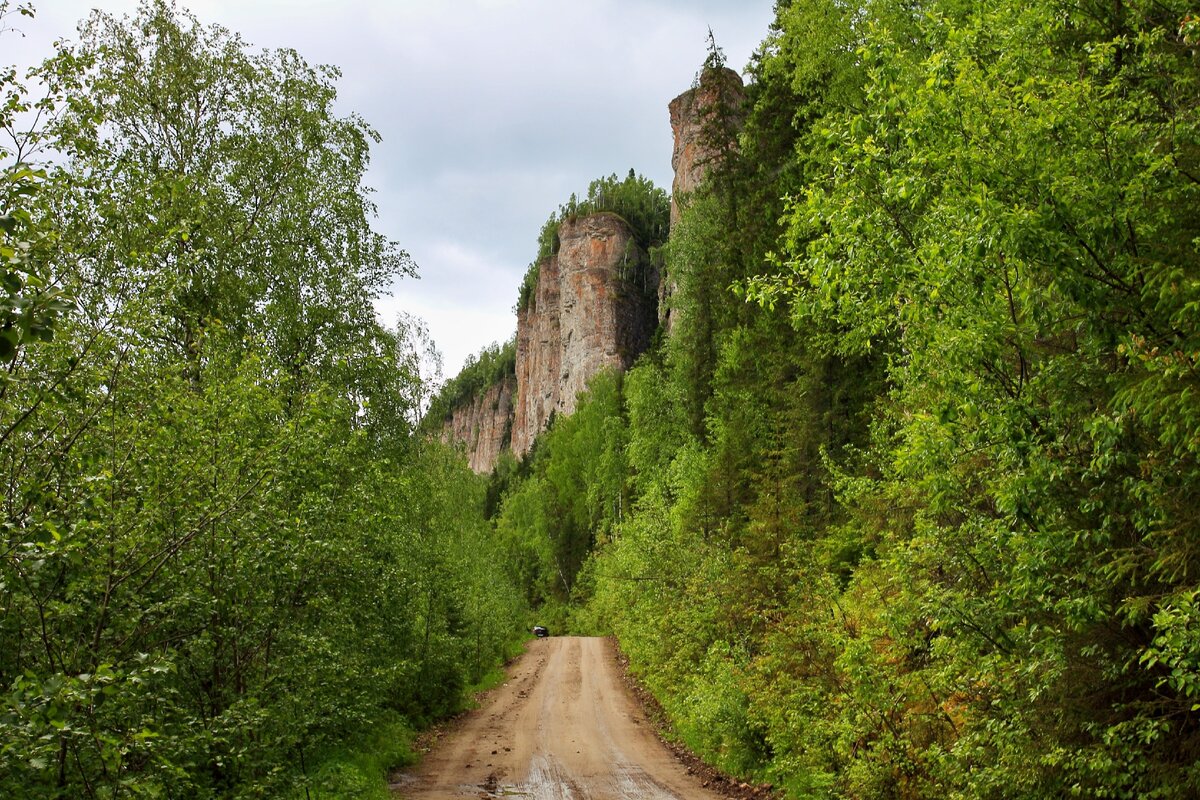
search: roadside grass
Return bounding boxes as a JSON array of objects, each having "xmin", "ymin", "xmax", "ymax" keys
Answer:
[
  {"xmin": 293, "ymin": 711, "xmax": 416, "ymax": 800},
  {"xmin": 463, "ymin": 635, "xmax": 529, "ymax": 708},
  {"xmin": 296, "ymin": 632, "xmax": 530, "ymax": 798}
]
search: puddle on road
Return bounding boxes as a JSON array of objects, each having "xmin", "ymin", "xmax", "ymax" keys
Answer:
[
  {"xmin": 396, "ymin": 754, "xmax": 688, "ymax": 799},
  {"xmin": 477, "ymin": 770, "xmax": 532, "ymax": 798},
  {"xmin": 470, "ymin": 755, "xmax": 685, "ymax": 800},
  {"xmin": 471, "ymin": 755, "xmax": 576, "ymax": 800},
  {"xmin": 613, "ymin": 761, "xmax": 684, "ymax": 800}
]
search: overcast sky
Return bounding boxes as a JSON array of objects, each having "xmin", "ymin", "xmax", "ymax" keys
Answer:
[{"xmin": 5, "ymin": 0, "xmax": 776, "ymax": 378}]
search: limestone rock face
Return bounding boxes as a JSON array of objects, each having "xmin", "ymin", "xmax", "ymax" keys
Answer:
[
  {"xmin": 511, "ymin": 212, "xmax": 656, "ymax": 458},
  {"xmin": 668, "ymin": 66, "xmax": 745, "ymax": 226},
  {"xmin": 663, "ymin": 66, "xmax": 745, "ymax": 330},
  {"xmin": 441, "ymin": 67, "xmax": 737, "ymax": 470},
  {"xmin": 439, "ymin": 375, "xmax": 516, "ymax": 474},
  {"xmin": 512, "ymin": 253, "xmax": 562, "ymax": 460}
]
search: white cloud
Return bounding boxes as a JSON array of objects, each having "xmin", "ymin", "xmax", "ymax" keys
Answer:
[{"xmin": 6, "ymin": 0, "xmax": 776, "ymax": 376}]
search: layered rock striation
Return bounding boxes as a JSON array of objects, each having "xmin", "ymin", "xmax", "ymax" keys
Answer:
[
  {"xmin": 511, "ymin": 212, "xmax": 656, "ymax": 458},
  {"xmin": 438, "ymin": 374, "xmax": 515, "ymax": 474},
  {"xmin": 440, "ymin": 71, "xmax": 738, "ymax": 471},
  {"xmin": 512, "ymin": 252, "xmax": 561, "ymax": 460},
  {"xmin": 662, "ymin": 66, "xmax": 745, "ymax": 330}
]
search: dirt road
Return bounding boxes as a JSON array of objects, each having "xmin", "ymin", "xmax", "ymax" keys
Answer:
[{"xmin": 393, "ymin": 636, "xmax": 729, "ymax": 799}]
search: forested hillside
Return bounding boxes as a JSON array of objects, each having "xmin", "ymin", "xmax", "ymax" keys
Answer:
[
  {"xmin": 7, "ymin": 0, "xmax": 1200, "ymax": 797},
  {"xmin": 487, "ymin": 0, "xmax": 1200, "ymax": 797},
  {"xmin": 0, "ymin": 3, "xmax": 523, "ymax": 797}
]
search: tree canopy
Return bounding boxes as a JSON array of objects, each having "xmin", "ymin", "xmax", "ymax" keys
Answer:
[
  {"xmin": 516, "ymin": 170, "xmax": 669, "ymax": 311},
  {"xmin": 0, "ymin": 3, "xmax": 524, "ymax": 796},
  {"xmin": 490, "ymin": 1, "xmax": 1200, "ymax": 797}
]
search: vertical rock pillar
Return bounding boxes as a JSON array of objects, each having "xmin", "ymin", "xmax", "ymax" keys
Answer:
[{"xmin": 662, "ymin": 66, "xmax": 745, "ymax": 331}]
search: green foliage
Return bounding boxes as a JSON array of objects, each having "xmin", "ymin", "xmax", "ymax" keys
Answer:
[
  {"xmin": 0, "ymin": 4, "xmax": 72, "ymax": 363},
  {"xmin": 493, "ymin": 371, "xmax": 628, "ymax": 621},
  {"xmin": 0, "ymin": 163, "xmax": 71, "ymax": 360},
  {"xmin": 491, "ymin": 1, "xmax": 1200, "ymax": 798},
  {"xmin": 293, "ymin": 713, "xmax": 415, "ymax": 800},
  {"xmin": 0, "ymin": 3, "xmax": 525, "ymax": 797},
  {"xmin": 516, "ymin": 170, "xmax": 669, "ymax": 311},
  {"xmin": 749, "ymin": 0, "xmax": 1200, "ymax": 795},
  {"xmin": 422, "ymin": 337, "xmax": 516, "ymax": 432}
]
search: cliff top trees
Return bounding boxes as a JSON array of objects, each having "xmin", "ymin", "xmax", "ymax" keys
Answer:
[
  {"xmin": 423, "ymin": 337, "xmax": 516, "ymax": 429},
  {"xmin": 516, "ymin": 170, "xmax": 669, "ymax": 311}
]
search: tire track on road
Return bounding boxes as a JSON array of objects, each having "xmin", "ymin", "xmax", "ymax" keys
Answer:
[{"xmin": 394, "ymin": 636, "xmax": 729, "ymax": 800}]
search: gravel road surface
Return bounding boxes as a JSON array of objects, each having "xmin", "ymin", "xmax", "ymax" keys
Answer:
[{"xmin": 393, "ymin": 636, "xmax": 729, "ymax": 799}]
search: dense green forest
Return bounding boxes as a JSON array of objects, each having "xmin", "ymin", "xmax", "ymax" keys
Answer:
[
  {"xmin": 6, "ymin": 0, "xmax": 1200, "ymax": 797},
  {"xmin": 0, "ymin": 2, "xmax": 523, "ymax": 797},
  {"xmin": 487, "ymin": 0, "xmax": 1200, "ymax": 797}
]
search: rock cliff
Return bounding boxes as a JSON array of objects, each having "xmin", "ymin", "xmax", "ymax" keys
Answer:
[
  {"xmin": 512, "ymin": 252, "xmax": 561, "ymax": 460},
  {"xmin": 438, "ymin": 374, "xmax": 515, "ymax": 474},
  {"xmin": 668, "ymin": 65, "xmax": 745, "ymax": 226},
  {"xmin": 439, "ymin": 71, "xmax": 739, "ymax": 471},
  {"xmin": 662, "ymin": 66, "xmax": 744, "ymax": 329},
  {"xmin": 511, "ymin": 212, "xmax": 656, "ymax": 458},
  {"xmin": 438, "ymin": 212, "xmax": 656, "ymax": 470}
]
